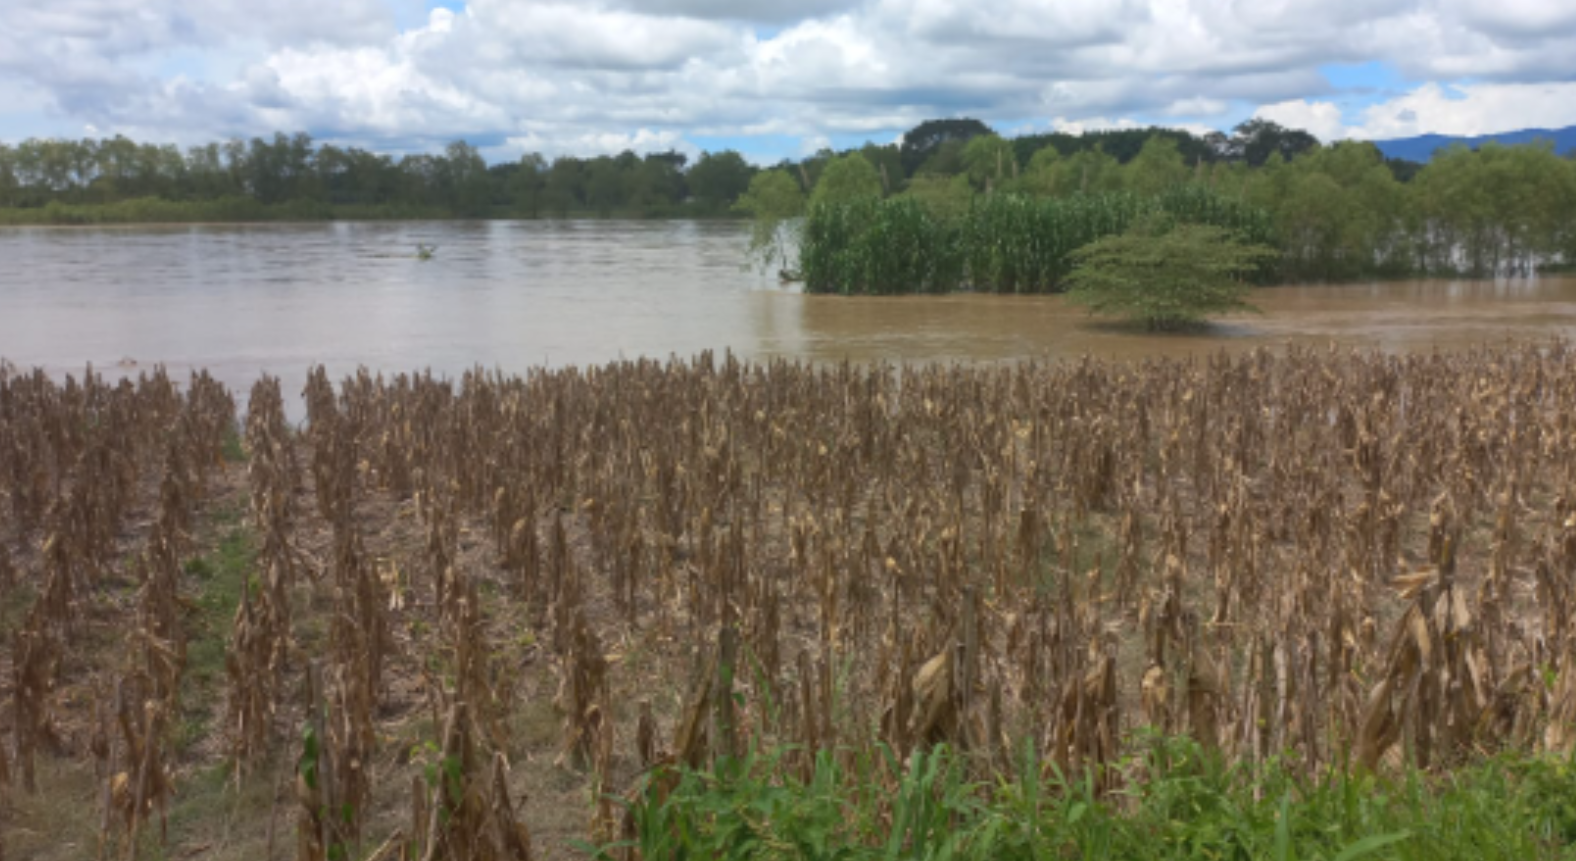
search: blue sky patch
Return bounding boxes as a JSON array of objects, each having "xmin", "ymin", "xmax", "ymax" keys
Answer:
[{"xmin": 1319, "ymin": 61, "xmax": 1419, "ymax": 124}]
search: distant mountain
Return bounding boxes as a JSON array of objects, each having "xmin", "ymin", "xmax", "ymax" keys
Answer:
[{"xmin": 1372, "ymin": 126, "xmax": 1576, "ymax": 162}]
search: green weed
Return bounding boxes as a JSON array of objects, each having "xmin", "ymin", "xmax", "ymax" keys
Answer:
[{"xmin": 594, "ymin": 735, "xmax": 1576, "ymax": 860}]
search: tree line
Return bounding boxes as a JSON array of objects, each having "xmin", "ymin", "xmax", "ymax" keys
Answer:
[
  {"xmin": 756, "ymin": 119, "xmax": 1576, "ymax": 281},
  {"xmin": 3, "ymin": 120, "xmax": 1574, "ymax": 280},
  {"xmin": 0, "ymin": 133, "xmax": 756, "ymax": 220},
  {"xmin": 0, "ymin": 120, "xmax": 1384, "ymax": 222}
]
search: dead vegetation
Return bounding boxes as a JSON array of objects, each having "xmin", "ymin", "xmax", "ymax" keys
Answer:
[{"xmin": 5, "ymin": 343, "xmax": 1576, "ymax": 857}]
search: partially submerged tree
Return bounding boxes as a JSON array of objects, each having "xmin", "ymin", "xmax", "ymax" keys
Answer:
[
  {"xmin": 1065, "ymin": 219, "xmax": 1277, "ymax": 330},
  {"xmin": 734, "ymin": 169, "xmax": 806, "ymax": 274}
]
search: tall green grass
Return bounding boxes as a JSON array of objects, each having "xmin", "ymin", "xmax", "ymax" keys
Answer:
[
  {"xmin": 960, "ymin": 192, "xmax": 1149, "ymax": 294},
  {"xmin": 801, "ymin": 185, "xmax": 1278, "ymax": 295},
  {"xmin": 798, "ymin": 197, "xmax": 966, "ymax": 295},
  {"xmin": 593, "ymin": 736, "xmax": 1576, "ymax": 860}
]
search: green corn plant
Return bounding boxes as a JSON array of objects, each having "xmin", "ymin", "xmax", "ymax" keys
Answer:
[{"xmin": 803, "ymin": 186, "xmax": 1276, "ymax": 295}]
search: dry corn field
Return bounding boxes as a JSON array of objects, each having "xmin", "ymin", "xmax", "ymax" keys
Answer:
[{"xmin": 5, "ymin": 342, "xmax": 1576, "ymax": 859}]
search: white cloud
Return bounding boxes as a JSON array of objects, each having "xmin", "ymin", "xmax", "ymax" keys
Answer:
[
  {"xmin": 601, "ymin": 0, "xmax": 859, "ymax": 22},
  {"xmin": 1258, "ymin": 81, "xmax": 1576, "ymax": 142},
  {"xmin": 1255, "ymin": 99, "xmax": 1350, "ymax": 142},
  {"xmin": 504, "ymin": 128, "xmax": 697, "ymax": 159},
  {"xmin": 798, "ymin": 134, "xmax": 834, "ymax": 156},
  {"xmin": 1047, "ymin": 115, "xmax": 1216, "ymax": 138},
  {"xmin": 3, "ymin": 0, "xmax": 1576, "ymax": 161},
  {"xmin": 885, "ymin": 0, "xmax": 1143, "ymax": 47},
  {"xmin": 1355, "ymin": 82, "xmax": 1576, "ymax": 139},
  {"xmin": 428, "ymin": 1, "xmax": 742, "ymax": 73},
  {"xmin": 1049, "ymin": 116, "xmax": 1144, "ymax": 135},
  {"xmin": 1163, "ymin": 97, "xmax": 1229, "ymax": 117},
  {"xmin": 1447, "ymin": 0, "xmax": 1576, "ymax": 41}
]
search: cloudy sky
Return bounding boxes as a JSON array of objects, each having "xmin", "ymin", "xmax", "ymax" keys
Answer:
[{"xmin": 3, "ymin": 0, "xmax": 1576, "ymax": 164}]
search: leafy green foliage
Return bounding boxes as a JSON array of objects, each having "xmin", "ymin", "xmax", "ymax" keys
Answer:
[
  {"xmin": 595, "ymin": 737, "xmax": 1576, "ymax": 861},
  {"xmin": 177, "ymin": 511, "xmax": 253, "ymax": 750},
  {"xmin": 1064, "ymin": 219, "xmax": 1277, "ymax": 329},
  {"xmin": 959, "ymin": 192, "xmax": 1149, "ymax": 293},
  {"xmin": 0, "ymin": 133, "xmax": 743, "ymax": 220},
  {"xmin": 298, "ymin": 724, "xmax": 321, "ymax": 790},
  {"xmin": 799, "ymin": 196, "xmax": 964, "ymax": 294},
  {"xmin": 899, "ymin": 174, "xmax": 974, "ymax": 220},
  {"xmin": 809, "ymin": 153, "xmax": 884, "ymax": 207},
  {"xmin": 688, "ymin": 150, "xmax": 755, "ymax": 212},
  {"xmin": 734, "ymin": 170, "xmax": 807, "ymax": 273},
  {"xmin": 899, "ymin": 118, "xmax": 996, "ymax": 176},
  {"xmin": 1123, "ymin": 135, "xmax": 1192, "ymax": 196},
  {"xmin": 961, "ymin": 135, "xmax": 1017, "ymax": 190},
  {"xmin": 3, "ymin": 123, "xmax": 1574, "ymax": 280},
  {"xmin": 802, "ymin": 185, "xmax": 1277, "ymax": 295},
  {"xmin": 1229, "ymin": 118, "xmax": 1323, "ymax": 167},
  {"xmin": 1011, "ymin": 125, "xmax": 1221, "ymax": 171}
]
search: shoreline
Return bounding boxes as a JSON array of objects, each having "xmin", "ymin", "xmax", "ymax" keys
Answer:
[
  {"xmin": 0, "ymin": 217, "xmax": 752, "ymax": 229},
  {"xmin": 0, "ymin": 211, "xmax": 747, "ymax": 229}
]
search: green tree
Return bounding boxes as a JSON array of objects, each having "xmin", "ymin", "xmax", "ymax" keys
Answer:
[
  {"xmin": 631, "ymin": 151, "xmax": 687, "ymax": 211},
  {"xmin": 509, "ymin": 153, "xmax": 548, "ymax": 216},
  {"xmin": 1065, "ymin": 219, "xmax": 1277, "ymax": 330},
  {"xmin": 1055, "ymin": 148, "xmax": 1122, "ymax": 194},
  {"xmin": 795, "ymin": 149, "xmax": 833, "ymax": 190},
  {"xmin": 1271, "ymin": 141, "xmax": 1404, "ymax": 279},
  {"xmin": 961, "ymin": 135, "xmax": 1016, "ymax": 191},
  {"xmin": 859, "ymin": 143, "xmax": 904, "ymax": 194},
  {"xmin": 686, "ymin": 150, "xmax": 753, "ymax": 212},
  {"xmin": 809, "ymin": 153, "xmax": 882, "ymax": 207},
  {"xmin": 899, "ymin": 118, "xmax": 994, "ymax": 176},
  {"xmin": 0, "ymin": 143, "xmax": 18, "ymax": 206},
  {"xmin": 583, "ymin": 153, "xmax": 633, "ymax": 214},
  {"xmin": 1406, "ymin": 142, "xmax": 1574, "ymax": 276},
  {"xmin": 899, "ymin": 174, "xmax": 974, "ymax": 219},
  {"xmin": 735, "ymin": 169, "xmax": 806, "ymax": 273},
  {"xmin": 543, "ymin": 157, "xmax": 585, "ymax": 215},
  {"xmin": 1122, "ymin": 136, "xmax": 1189, "ymax": 196},
  {"xmin": 1016, "ymin": 147, "xmax": 1064, "ymax": 196},
  {"xmin": 1227, "ymin": 119, "xmax": 1320, "ymax": 167}
]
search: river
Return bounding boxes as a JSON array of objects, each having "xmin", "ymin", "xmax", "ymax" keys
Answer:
[{"xmin": 3, "ymin": 220, "xmax": 1575, "ymax": 406}]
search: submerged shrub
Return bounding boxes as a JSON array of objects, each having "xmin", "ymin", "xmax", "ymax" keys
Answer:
[{"xmin": 1064, "ymin": 219, "xmax": 1278, "ymax": 330}]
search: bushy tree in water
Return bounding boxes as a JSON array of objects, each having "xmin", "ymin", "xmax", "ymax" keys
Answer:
[
  {"xmin": 1065, "ymin": 219, "xmax": 1277, "ymax": 330},
  {"xmin": 734, "ymin": 169, "xmax": 806, "ymax": 274}
]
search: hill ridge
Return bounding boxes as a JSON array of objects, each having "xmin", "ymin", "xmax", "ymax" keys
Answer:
[{"xmin": 1372, "ymin": 125, "xmax": 1576, "ymax": 162}]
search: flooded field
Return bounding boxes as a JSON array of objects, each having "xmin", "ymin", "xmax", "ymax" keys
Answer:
[{"xmin": 2, "ymin": 220, "xmax": 1574, "ymax": 400}]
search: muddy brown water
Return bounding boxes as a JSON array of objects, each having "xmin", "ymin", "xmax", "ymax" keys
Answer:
[{"xmin": 3, "ymin": 220, "xmax": 1575, "ymax": 414}]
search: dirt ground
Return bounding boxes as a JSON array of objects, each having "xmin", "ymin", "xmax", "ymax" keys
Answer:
[{"xmin": 1, "ymin": 449, "xmax": 698, "ymax": 861}]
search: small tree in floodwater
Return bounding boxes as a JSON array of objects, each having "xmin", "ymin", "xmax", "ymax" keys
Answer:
[
  {"xmin": 1065, "ymin": 219, "xmax": 1277, "ymax": 330},
  {"xmin": 734, "ymin": 170, "xmax": 806, "ymax": 277}
]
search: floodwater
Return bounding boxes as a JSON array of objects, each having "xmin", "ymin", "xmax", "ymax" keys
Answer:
[{"xmin": 2, "ymin": 220, "xmax": 1575, "ymax": 405}]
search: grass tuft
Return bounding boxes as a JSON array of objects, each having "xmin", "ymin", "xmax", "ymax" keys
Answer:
[{"xmin": 178, "ymin": 507, "xmax": 254, "ymax": 753}]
